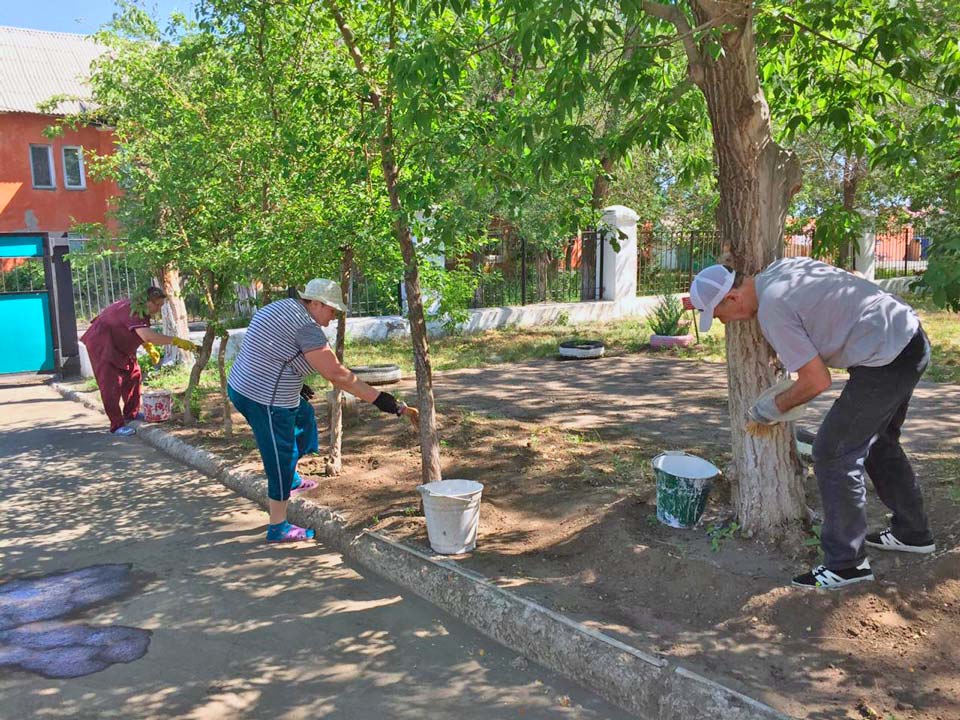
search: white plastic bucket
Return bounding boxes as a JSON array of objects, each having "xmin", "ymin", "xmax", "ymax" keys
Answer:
[
  {"xmin": 417, "ymin": 479, "xmax": 483, "ymax": 554},
  {"xmin": 142, "ymin": 390, "xmax": 172, "ymax": 422}
]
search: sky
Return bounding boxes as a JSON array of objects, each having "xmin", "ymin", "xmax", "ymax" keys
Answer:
[{"xmin": 0, "ymin": 0, "xmax": 197, "ymax": 36}]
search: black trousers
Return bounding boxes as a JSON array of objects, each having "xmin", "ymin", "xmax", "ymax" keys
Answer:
[{"xmin": 812, "ymin": 328, "xmax": 933, "ymax": 570}]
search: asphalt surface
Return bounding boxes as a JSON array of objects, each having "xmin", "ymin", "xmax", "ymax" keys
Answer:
[{"xmin": 0, "ymin": 378, "xmax": 633, "ymax": 720}]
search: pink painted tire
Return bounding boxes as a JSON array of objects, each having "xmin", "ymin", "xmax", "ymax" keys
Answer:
[{"xmin": 649, "ymin": 334, "xmax": 695, "ymax": 349}]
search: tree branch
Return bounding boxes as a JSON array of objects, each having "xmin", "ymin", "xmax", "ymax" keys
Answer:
[
  {"xmin": 323, "ymin": 0, "xmax": 382, "ymax": 109},
  {"xmin": 641, "ymin": 0, "xmax": 705, "ymax": 84},
  {"xmin": 780, "ymin": 12, "xmax": 960, "ymax": 104}
]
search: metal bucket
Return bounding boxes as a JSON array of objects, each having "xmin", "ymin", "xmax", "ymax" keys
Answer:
[{"xmin": 652, "ymin": 451, "xmax": 720, "ymax": 528}]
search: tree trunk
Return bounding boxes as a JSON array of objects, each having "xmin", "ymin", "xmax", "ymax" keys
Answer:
[
  {"xmin": 183, "ymin": 325, "xmax": 215, "ymax": 426},
  {"xmin": 183, "ymin": 271, "xmax": 218, "ymax": 426},
  {"xmin": 159, "ymin": 266, "xmax": 193, "ymax": 365},
  {"xmin": 327, "ymin": 247, "xmax": 353, "ymax": 477},
  {"xmin": 325, "ymin": 0, "xmax": 443, "ymax": 484},
  {"xmin": 590, "ymin": 23, "xmax": 637, "ymax": 211},
  {"xmin": 839, "ymin": 155, "xmax": 867, "ymax": 269},
  {"xmin": 382, "ymin": 141, "xmax": 443, "ymax": 483},
  {"xmin": 691, "ymin": 0, "xmax": 806, "ymax": 539},
  {"xmin": 217, "ymin": 327, "xmax": 232, "ymax": 438},
  {"xmin": 591, "ymin": 156, "xmax": 616, "ymax": 211}
]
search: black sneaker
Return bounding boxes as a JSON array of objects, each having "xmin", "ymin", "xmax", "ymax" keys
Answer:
[
  {"xmin": 791, "ymin": 559, "xmax": 874, "ymax": 590},
  {"xmin": 866, "ymin": 529, "xmax": 935, "ymax": 554}
]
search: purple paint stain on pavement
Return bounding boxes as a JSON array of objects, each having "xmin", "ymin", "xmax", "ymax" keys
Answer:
[{"xmin": 0, "ymin": 564, "xmax": 151, "ymax": 678}]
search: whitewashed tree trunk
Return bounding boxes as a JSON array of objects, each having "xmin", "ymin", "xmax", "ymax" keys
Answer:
[
  {"xmin": 160, "ymin": 267, "xmax": 193, "ymax": 365},
  {"xmin": 654, "ymin": 0, "xmax": 808, "ymax": 538}
]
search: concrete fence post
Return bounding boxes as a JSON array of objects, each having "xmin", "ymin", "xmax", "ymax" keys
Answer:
[
  {"xmin": 856, "ymin": 214, "xmax": 876, "ymax": 280},
  {"xmin": 600, "ymin": 205, "xmax": 639, "ymax": 301}
]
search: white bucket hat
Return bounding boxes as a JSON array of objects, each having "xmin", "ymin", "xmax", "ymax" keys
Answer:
[
  {"xmin": 299, "ymin": 278, "xmax": 348, "ymax": 313},
  {"xmin": 688, "ymin": 264, "xmax": 736, "ymax": 332}
]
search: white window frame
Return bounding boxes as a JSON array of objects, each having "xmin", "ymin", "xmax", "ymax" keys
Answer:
[
  {"xmin": 62, "ymin": 146, "xmax": 87, "ymax": 190},
  {"xmin": 29, "ymin": 144, "xmax": 56, "ymax": 189}
]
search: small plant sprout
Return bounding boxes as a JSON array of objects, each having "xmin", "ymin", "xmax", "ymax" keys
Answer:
[
  {"xmin": 707, "ymin": 521, "xmax": 740, "ymax": 552},
  {"xmin": 804, "ymin": 523, "xmax": 824, "ymax": 559}
]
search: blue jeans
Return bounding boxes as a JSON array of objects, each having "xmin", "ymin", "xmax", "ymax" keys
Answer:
[{"xmin": 227, "ymin": 384, "xmax": 319, "ymax": 501}]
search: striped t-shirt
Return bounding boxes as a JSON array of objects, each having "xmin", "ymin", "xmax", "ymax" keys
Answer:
[{"xmin": 228, "ymin": 299, "xmax": 329, "ymax": 408}]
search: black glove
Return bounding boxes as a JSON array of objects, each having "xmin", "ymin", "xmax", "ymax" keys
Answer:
[
  {"xmin": 373, "ymin": 391, "xmax": 403, "ymax": 416},
  {"xmin": 300, "ymin": 384, "xmax": 315, "ymax": 400}
]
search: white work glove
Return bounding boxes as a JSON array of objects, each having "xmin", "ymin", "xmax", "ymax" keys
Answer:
[
  {"xmin": 748, "ymin": 393, "xmax": 782, "ymax": 425},
  {"xmin": 748, "ymin": 379, "xmax": 807, "ymax": 426}
]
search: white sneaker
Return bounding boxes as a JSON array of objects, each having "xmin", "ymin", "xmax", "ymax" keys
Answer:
[
  {"xmin": 865, "ymin": 529, "xmax": 935, "ymax": 554},
  {"xmin": 792, "ymin": 559, "xmax": 874, "ymax": 590}
]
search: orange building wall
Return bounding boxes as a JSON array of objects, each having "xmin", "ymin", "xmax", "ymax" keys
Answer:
[{"xmin": 0, "ymin": 112, "xmax": 120, "ymax": 236}]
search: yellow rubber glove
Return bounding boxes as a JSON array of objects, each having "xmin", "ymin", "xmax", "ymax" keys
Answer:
[
  {"xmin": 171, "ymin": 336, "xmax": 201, "ymax": 353},
  {"xmin": 143, "ymin": 342, "xmax": 161, "ymax": 366}
]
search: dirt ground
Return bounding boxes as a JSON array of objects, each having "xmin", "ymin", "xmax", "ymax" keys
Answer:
[{"xmin": 71, "ymin": 353, "xmax": 960, "ymax": 719}]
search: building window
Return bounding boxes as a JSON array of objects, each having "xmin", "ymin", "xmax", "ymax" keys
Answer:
[
  {"xmin": 62, "ymin": 146, "xmax": 86, "ymax": 189},
  {"xmin": 29, "ymin": 145, "xmax": 55, "ymax": 189}
]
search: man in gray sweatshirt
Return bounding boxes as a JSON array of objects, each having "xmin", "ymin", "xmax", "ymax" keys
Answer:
[{"xmin": 689, "ymin": 257, "xmax": 934, "ymax": 589}]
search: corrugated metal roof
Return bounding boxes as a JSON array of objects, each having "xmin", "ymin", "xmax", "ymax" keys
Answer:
[{"xmin": 0, "ymin": 26, "xmax": 105, "ymax": 115}]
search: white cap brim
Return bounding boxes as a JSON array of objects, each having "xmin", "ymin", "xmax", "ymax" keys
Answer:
[
  {"xmin": 300, "ymin": 294, "xmax": 348, "ymax": 313},
  {"xmin": 698, "ymin": 308, "xmax": 715, "ymax": 333}
]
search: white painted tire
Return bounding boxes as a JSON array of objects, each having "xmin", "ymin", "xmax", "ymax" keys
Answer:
[
  {"xmin": 558, "ymin": 340, "xmax": 605, "ymax": 360},
  {"xmin": 349, "ymin": 364, "xmax": 402, "ymax": 385}
]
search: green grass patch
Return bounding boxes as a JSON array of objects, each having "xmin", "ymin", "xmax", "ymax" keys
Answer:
[
  {"xmin": 324, "ymin": 317, "xmax": 727, "ymax": 381},
  {"xmin": 92, "ymin": 289, "xmax": 954, "ymax": 397},
  {"xmin": 141, "ymin": 362, "xmax": 225, "ymax": 393},
  {"xmin": 904, "ymin": 293, "xmax": 960, "ymax": 384}
]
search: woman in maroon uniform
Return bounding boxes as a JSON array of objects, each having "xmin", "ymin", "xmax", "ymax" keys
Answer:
[{"xmin": 81, "ymin": 287, "xmax": 198, "ymax": 436}]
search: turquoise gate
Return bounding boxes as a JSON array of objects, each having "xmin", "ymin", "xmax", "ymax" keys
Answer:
[{"xmin": 0, "ymin": 234, "xmax": 55, "ymax": 374}]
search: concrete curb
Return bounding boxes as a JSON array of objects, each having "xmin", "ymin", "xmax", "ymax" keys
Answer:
[{"xmin": 49, "ymin": 380, "xmax": 792, "ymax": 720}]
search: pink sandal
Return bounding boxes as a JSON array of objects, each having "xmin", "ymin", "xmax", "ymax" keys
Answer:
[{"xmin": 290, "ymin": 478, "xmax": 319, "ymax": 497}]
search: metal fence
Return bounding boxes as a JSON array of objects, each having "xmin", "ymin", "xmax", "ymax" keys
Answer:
[
  {"xmin": 0, "ymin": 257, "xmax": 47, "ymax": 293},
  {"xmin": 637, "ymin": 229, "xmax": 724, "ymax": 295},
  {"xmin": 470, "ymin": 231, "xmax": 602, "ymax": 309},
  {"xmin": 69, "ymin": 245, "xmax": 402, "ymax": 327},
  {"xmin": 347, "ymin": 270, "xmax": 402, "ymax": 317},
  {"xmin": 71, "ymin": 253, "xmax": 151, "ymax": 328},
  {"xmin": 875, "ymin": 227, "xmax": 928, "ymax": 279}
]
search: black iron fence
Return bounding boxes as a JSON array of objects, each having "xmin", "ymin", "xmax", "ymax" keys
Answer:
[
  {"xmin": 875, "ymin": 227, "xmax": 928, "ymax": 279},
  {"xmin": 347, "ymin": 270, "xmax": 402, "ymax": 317},
  {"xmin": 637, "ymin": 229, "xmax": 723, "ymax": 295},
  {"xmin": 470, "ymin": 231, "xmax": 603, "ymax": 309}
]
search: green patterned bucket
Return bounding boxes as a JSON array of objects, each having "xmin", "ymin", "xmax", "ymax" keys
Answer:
[{"xmin": 653, "ymin": 452, "xmax": 720, "ymax": 528}]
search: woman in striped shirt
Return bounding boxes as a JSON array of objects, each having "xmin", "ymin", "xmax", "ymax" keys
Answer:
[{"xmin": 228, "ymin": 278, "xmax": 418, "ymax": 543}]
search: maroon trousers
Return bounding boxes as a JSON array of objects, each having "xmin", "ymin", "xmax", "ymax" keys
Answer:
[{"xmin": 91, "ymin": 358, "xmax": 142, "ymax": 432}]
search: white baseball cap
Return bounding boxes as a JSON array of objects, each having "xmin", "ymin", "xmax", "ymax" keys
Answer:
[
  {"xmin": 689, "ymin": 264, "xmax": 736, "ymax": 332},
  {"xmin": 299, "ymin": 278, "xmax": 348, "ymax": 313}
]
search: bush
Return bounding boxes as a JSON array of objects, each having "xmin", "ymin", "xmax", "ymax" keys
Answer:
[{"xmin": 649, "ymin": 295, "xmax": 687, "ymax": 336}]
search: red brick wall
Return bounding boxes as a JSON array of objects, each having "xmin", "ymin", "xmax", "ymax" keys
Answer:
[{"xmin": 0, "ymin": 112, "xmax": 119, "ymax": 236}]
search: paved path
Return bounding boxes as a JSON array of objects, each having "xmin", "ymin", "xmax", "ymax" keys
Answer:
[{"xmin": 0, "ymin": 379, "xmax": 631, "ymax": 720}]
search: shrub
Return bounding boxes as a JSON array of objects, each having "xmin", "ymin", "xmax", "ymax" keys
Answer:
[{"xmin": 649, "ymin": 295, "xmax": 687, "ymax": 336}]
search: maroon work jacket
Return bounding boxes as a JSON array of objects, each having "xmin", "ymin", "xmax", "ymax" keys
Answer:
[{"xmin": 80, "ymin": 299, "xmax": 151, "ymax": 368}]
